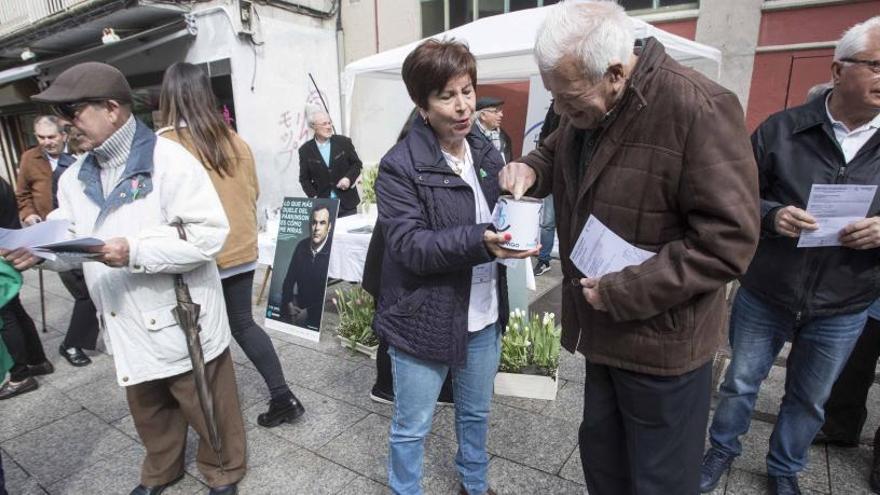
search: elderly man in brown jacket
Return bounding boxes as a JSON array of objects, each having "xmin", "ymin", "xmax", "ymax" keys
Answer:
[
  {"xmin": 500, "ymin": 3, "xmax": 760, "ymax": 494},
  {"xmin": 15, "ymin": 116, "xmax": 99, "ymax": 369}
]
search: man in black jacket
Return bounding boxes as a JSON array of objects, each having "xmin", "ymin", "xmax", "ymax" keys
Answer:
[
  {"xmin": 701, "ymin": 17, "xmax": 880, "ymax": 495},
  {"xmin": 280, "ymin": 204, "xmax": 334, "ymax": 329},
  {"xmin": 298, "ymin": 111, "xmax": 362, "ymax": 217}
]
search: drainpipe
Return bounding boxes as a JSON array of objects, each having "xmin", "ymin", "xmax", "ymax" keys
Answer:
[{"xmin": 336, "ymin": 3, "xmax": 346, "ymax": 131}]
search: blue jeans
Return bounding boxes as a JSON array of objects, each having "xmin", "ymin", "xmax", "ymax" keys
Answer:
[
  {"xmin": 709, "ymin": 287, "xmax": 867, "ymax": 476},
  {"xmin": 388, "ymin": 323, "xmax": 501, "ymax": 495},
  {"xmin": 538, "ymin": 195, "xmax": 555, "ymax": 264}
]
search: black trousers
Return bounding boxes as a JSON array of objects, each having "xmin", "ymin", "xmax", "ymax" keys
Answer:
[
  {"xmin": 58, "ymin": 269, "xmax": 100, "ymax": 350},
  {"xmin": 822, "ymin": 317, "xmax": 880, "ymax": 444},
  {"xmin": 0, "ymin": 295, "xmax": 47, "ymax": 382},
  {"xmin": 580, "ymin": 359, "xmax": 712, "ymax": 495},
  {"xmin": 222, "ymin": 270, "xmax": 292, "ymax": 401}
]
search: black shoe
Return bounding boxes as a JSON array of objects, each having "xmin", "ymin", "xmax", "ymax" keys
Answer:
[
  {"xmin": 209, "ymin": 484, "xmax": 237, "ymax": 495},
  {"xmin": 812, "ymin": 429, "xmax": 858, "ymax": 448},
  {"xmin": 59, "ymin": 345, "xmax": 92, "ymax": 367},
  {"xmin": 768, "ymin": 475, "xmax": 801, "ymax": 495},
  {"xmin": 369, "ymin": 384, "xmax": 394, "ymax": 405},
  {"xmin": 0, "ymin": 377, "xmax": 38, "ymax": 400},
  {"xmin": 128, "ymin": 474, "xmax": 184, "ymax": 495},
  {"xmin": 533, "ymin": 261, "xmax": 551, "ymax": 276},
  {"xmin": 257, "ymin": 394, "xmax": 305, "ymax": 427},
  {"xmin": 27, "ymin": 360, "xmax": 54, "ymax": 376},
  {"xmin": 699, "ymin": 447, "xmax": 734, "ymax": 493}
]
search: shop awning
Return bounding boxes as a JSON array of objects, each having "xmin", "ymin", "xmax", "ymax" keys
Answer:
[{"xmin": 0, "ymin": 19, "xmax": 194, "ymax": 89}]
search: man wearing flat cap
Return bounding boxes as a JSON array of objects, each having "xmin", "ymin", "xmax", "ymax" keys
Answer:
[
  {"xmin": 475, "ymin": 96, "xmax": 513, "ymax": 162},
  {"xmin": 0, "ymin": 61, "xmax": 246, "ymax": 495}
]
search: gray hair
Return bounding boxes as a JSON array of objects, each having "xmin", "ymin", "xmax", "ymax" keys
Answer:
[
  {"xmin": 834, "ymin": 16, "xmax": 880, "ymax": 62},
  {"xmin": 806, "ymin": 82, "xmax": 832, "ymax": 102},
  {"xmin": 535, "ymin": 1, "xmax": 635, "ymax": 82},
  {"xmin": 307, "ymin": 110, "xmax": 330, "ymax": 128},
  {"xmin": 33, "ymin": 115, "xmax": 63, "ymax": 133}
]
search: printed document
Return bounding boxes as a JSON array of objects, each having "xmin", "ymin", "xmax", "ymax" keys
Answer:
[
  {"xmin": 572, "ymin": 215, "xmax": 655, "ymax": 278},
  {"xmin": 0, "ymin": 219, "xmax": 103, "ymax": 259},
  {"xmin": 797, "ymin": 184, "xmax": 877, "ymax": 248}
]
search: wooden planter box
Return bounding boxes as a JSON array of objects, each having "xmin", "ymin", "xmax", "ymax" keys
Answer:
[
  {"xmin": 337, "ymin": 335, "xmax": 379, "ymax": 360},
  {"xmin": 494, "ymin": 369, "xmax": 558, "ymax": 400}
]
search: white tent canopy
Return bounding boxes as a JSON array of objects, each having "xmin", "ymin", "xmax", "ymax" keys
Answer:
[{"xmin": 342, "ymin": 5, "xmax": 722, "ymax": 165}]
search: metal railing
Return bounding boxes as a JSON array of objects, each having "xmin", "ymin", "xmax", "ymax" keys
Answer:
[{"xmin": 0, "ymin": 0, "xmax": 93, "ymax": 39}]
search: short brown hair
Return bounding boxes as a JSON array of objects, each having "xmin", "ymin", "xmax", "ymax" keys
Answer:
[{"xmin": 401, "ymin": 39, "xmax": 477, "ymax": 109}]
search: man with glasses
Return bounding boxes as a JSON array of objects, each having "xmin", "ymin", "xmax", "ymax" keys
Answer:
[
  {"xmin": 700, "ymin": 16, "xmax": 880, "ymax": 495},
  {"xmin": 1, "ymin": 61, "xmax": 246, "ymax": 495},
  {"xmin": 14, "ymin": 115, "xmax": 98, "ymax": 369},
  {"xmin": 298, "ymin": 110, "xmax": 362, "ymax": 217},
  {"xmin": 474, "ymin": 96, "xmax": 512, "ymax": 162}
]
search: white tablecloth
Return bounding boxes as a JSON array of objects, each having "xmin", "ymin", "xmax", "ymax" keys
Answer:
[{"xmin": 258, "ymin": 212, "xmax": 377, "ymax": 283}]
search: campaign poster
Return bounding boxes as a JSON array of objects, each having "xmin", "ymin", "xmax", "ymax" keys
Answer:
[
  {"xmin": 264, "ymin": 197, "xmax": 339, "ymax": 343},
  {"xmin": 521, "ymin": 74, "xmax": 554, "ymax": 155}
]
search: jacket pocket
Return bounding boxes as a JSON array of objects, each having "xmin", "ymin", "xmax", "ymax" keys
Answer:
[
  {"xmin": 142, "ymin": 303, "xmax": 180, "ymax": 332},
  {"xmin": 388, "ymin": 287, "xmax": 431, "ymax": 317}
]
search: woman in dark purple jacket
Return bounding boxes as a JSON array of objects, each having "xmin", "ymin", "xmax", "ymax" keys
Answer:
[{"xmin": 372, "ymin": 39, "xmax": 536, "ymax": 495}]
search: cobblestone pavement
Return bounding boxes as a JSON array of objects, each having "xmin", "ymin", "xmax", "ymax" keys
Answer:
[{"xmin": 2, "ymin": 265, "xmax": 877, "ymax": 494}]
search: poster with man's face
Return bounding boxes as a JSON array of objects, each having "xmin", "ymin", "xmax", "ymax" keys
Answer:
[{"xmin": 264, "ymin": 197, "xmax": 339, "ymax": 343}]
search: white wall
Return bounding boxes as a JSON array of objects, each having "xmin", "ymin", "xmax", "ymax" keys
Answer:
[{"xmin": 186, "ymin": 4, "xmax": 341, "ymax": 217}]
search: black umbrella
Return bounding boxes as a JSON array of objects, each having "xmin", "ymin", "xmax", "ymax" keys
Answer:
[{"xmin": 171, "ymin": 225, "xmax": 225, "ymax": 472}]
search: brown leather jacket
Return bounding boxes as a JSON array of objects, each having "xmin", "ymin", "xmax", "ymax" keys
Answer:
[
  {"xmin": 15, "ymin": 147, "xmax": 53, "ymax": 221},
  {"xmin": 522, "ymin": 38, "xmax": 760, "ymax": 376}
]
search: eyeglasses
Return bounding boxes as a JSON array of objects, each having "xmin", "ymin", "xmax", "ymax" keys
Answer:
[
  {"xmin": 52, "ymin": 100, "xmax": 104, "ymax": 121},
  {"xmin": 841, "ymin": 57, "xmax": 880, "ymax": 74}
]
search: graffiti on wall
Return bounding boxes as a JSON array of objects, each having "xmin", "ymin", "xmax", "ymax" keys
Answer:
[{"xmin": 275, "ymin": 88, "xmax": 328, "ymax": 172}]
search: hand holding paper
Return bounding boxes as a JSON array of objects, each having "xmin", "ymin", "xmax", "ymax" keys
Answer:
[
  {"xmin": 797, "ymin": 185, "xmax": 878, "ymax": 248},
  {"xmin": 840, "ymin": 216, "xmax": 880, "ymax": 250}
]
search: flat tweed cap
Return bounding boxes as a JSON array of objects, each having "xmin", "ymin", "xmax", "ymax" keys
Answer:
[{"xmin": 32, "ymin": 62, "xmax": 132, "ymax": 103}]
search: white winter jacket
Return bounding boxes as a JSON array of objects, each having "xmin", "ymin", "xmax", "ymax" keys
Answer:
[{"xmin": 46, "ymin": 120, "xmax": 231, "ymax": 386}]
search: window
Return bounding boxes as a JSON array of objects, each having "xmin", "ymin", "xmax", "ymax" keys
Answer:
[
  {"xmin": 421, "ymin": 0, "xmax": 558, "ymax": 37},
  {"xmin": 618, "ymin": 0, "xmax": 698, "ymax": 11}
]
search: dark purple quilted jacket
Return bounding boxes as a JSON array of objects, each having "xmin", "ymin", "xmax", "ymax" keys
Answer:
[{"xmin": 372, "ymin": 117, "xmax": 509, "ymax": 366}]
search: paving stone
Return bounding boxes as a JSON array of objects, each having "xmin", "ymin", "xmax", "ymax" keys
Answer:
[
  {"xmin": 276, "ymin": 341, "xmax": 361, "ymax": 390},
  {"xmin": 319, "ymin": 413, "xmax": 461, "ymax": 493},
  {"xmin": 558, "ymin": 351, "xmax": 585, "ymax": 385},
  {"xmin": 540, "ymin": 379, "xmax": 583, "ymax": 424},
  {"xmin": 729, "ymin": 420, "xmax": 829, "ymax": 493},
  {"xmin": 493, "ymin": 387, "xmax": 554, "ymax": 414},
  {"xmin": 558, "ymin": 446, "xmax": 585, "ymax": 485},
  {"xmin": 753, "ymin": 365, "xmax": 786, "ymax": 419},
  {"xmin": 111, "ymin": 414, "xmax": 140, "ymax": 443},
  {"xmin": 47, "ymin": 443, "xmax": 204, "ymax": 495},
  {"xmin": 233, "ymin": 364, "xmax": 272, "ymax": 411},
  {"xmin": 0, "ymin": 382, "xmax": 82, "ymax": 442},
  {"xmin": 21, "ymin": 270, "xmax": 73, "ymax": 302},
  {"xmin": 827, "ymin": 444, "xmax": 874, "ymax": 494},
  {"xmin": 320, "ymin": 363, "xmax": 394, "ymax": 417},
  {"xmin": 40, "ymin": 348, "xmax": 117, "ymax": 392},
  {"xmin": 66, "ymin": 375, "xmax": 130, "ymax": 423},
  {"xmin": 336, "ymin": 475, "xmax": 387, "ymax": 494},
  {"xmin": 724, "ymin": 468, "xmax": 770, "ymax": 495},
  {"xmin": 434, "ymin": 402, "xmax": 578, "ymax": 474},
  {"xmin": 487, "ymin": 456, "xmax": 583, "ymax": 494},
  {"xmin": 21, "ymin": 292, "xmax": 75, "ymax": 333},
  {"xmin": 243, "ymin": 386, "xmax": 369, "ymax": 450},
  {"xmin": 236, "ymin": 446, "xmax": 358, "ymax": 494},
  {"xmin": 2, "ymin": 448, "xmax": 48, "ymax": 494},
  {"xmin": 2, "ymin": 410, "xmax": 137, "ymax": 486}
]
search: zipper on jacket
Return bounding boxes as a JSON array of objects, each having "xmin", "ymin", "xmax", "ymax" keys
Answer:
[{"xmin": 836, "ymin": 165, "xmax": 848, "ymax": 184}]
